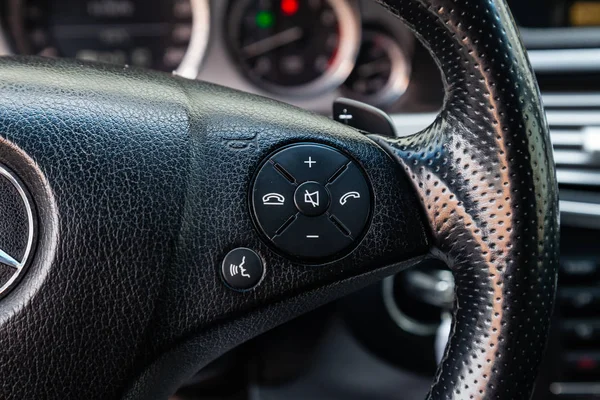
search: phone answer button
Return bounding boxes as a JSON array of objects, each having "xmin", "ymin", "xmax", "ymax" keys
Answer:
[{"xmin": 327, "ymin": 162, "xmax": 371, "ymax": 238}]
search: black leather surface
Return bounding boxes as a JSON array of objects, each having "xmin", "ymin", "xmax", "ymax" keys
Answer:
[
  {"xmin": 372, "ymin": 0, "xmax": 559, "ymax": 399},
  {"xmin": 0, "ymin": 0, "xmax": 558, "ymax": 399},
  {"xmin": 0, "ymin": 57, "xmax": 428, "ymax": 399},
  {"xmin": 0, "ymin": 58, "xmax": 193, "ymax": 400}
]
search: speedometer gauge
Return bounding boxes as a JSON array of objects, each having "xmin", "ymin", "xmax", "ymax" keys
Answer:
[
  {"xmin": 226, "ymin": 0, "xmax": 360, "ymax": 96},
  {"xmin": 342, "ymin": 30, "xmax": 410, "ymax": 106},
  {"xmin": 1, "ymin": 0, "xmax": 210, "ymax": 78}
]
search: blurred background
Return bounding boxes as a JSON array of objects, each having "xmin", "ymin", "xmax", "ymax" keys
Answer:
[{"xmin": 1, "ymin": 0, "xmax": 600, "ymax": 398}]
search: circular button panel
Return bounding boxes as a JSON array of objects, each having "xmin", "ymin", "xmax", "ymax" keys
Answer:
[{"xmin": 252, "ymin": 144, "xmax": 372, "ymax": 260}]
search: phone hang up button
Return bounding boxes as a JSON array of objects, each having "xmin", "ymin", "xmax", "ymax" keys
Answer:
[{"xmin": 252, "ymin": 162, "xmax": 298, "ymax": 238}]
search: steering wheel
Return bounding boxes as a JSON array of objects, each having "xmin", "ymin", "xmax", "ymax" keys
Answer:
[{"xmin": 0, "ymin": 0, "xmax": 558, "ymax": 399}]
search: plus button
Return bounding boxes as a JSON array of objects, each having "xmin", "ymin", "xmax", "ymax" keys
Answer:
[{"xmin": 304, "ymin": 157, "xmax": 317, "ymax": 168}]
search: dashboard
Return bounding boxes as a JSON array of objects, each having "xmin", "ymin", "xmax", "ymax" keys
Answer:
[
  {"xmin": 0, "ymin": 0, "xmax": 422, "ymax": 113},
  {"xmin": 3, "ymin": 1, "xmax": 600, "ymax": 399}
]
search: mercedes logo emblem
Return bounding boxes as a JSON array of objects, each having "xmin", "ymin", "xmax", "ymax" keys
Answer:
[{"xmin": 0, "ymin": 164, "xmax": 35, "ymax": 296}]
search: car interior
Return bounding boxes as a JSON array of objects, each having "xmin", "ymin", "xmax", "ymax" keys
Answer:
[{"xmin": 0, "ymin": 0, "xmax": 592, "ymax": 399}]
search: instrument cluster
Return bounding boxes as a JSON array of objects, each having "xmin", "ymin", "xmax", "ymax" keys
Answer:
[
  {"xmin": 0, "ymin": 0, "xmax": 415, "ymax": 109},
  {"xmin": 0, "ymin": 0, "xmax": 210, "ymax": 78}
]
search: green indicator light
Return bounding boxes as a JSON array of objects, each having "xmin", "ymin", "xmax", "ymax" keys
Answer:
[{"xmin": 256, "ymin": 11, "xmax": 274, "ymax": 29}]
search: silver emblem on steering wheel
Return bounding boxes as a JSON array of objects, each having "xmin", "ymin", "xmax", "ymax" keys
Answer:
[{"xmin": 0, "ymin": 165, "xmax": 35, "ymax": 296}]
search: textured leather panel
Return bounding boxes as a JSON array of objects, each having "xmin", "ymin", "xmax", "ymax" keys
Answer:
[
  {"xmin": 0, "ymin": 58, "xmax": 192, "ymax": 399},
  {"xmin": 372, "ymin": 0, "xmax": 559, "ymax": 399},
  {"xmin": 124, "ymin": 259, "xmax": 426, "ymax": 400},
  {"xmin": 0, "ymin": 57, "xmax": 428, "ymax": 399}
]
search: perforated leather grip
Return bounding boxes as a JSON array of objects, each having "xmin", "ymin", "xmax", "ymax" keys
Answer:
[{"xmin": 372, "ymin": 0, "xmax": 559, "ymax": 398}]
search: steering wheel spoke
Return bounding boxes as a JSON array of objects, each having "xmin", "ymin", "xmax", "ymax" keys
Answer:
[{"xmin": 0, "ymin": 55, "xmax": 432, "ymax": 399}]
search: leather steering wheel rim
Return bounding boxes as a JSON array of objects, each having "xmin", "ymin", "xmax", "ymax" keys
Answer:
[
  {"xmin": 373, "ymin": 0, "xmax": 559, "ymax": 398},
  {"xmin": 0, "ymin": 1, "xmax": 558, "ymax": 399}
]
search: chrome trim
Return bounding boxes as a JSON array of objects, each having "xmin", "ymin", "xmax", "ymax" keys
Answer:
[
  {"xmin": 0, "ymin": 165, "xmax": 35, "ymax": 295},
  {"xmin": 435, "ymin": 313, "xmax": 452, "ymax": 364},
  {"xmin": 382, "ymin": 276, "xmax": 439, "ymax": 336},
  {"xmin": 390, "ymin": 107, "xmax": 600, "ymax": 134},
  {"xmin": 553, "ymin": 150, "xmax": 589, "ymax": 166},
  {"xmin": 528, "ymin": 48, "xmax": 600, "ymax": 73},
  {"xmin": 547, "ymin": 111, "xmax": 600, "ymax": 126},
  {"xmin": 174, "ymin": 0, "xmax": 211, "ymax": 79},
  {"xmin": 520, "ymin": 26, "xmax": 600, "ymax": 49},
  {"xmin": 0, "ymin": 249, "xmax": 19, "ymax": 269},
  {"xmin": 560, "ymin": 200, "xmax": 600, "ymax": 217},
  {"xmin": 550, "ymin": 382, "xmax": 600, "ymax": 396},
  {"xmin": 404, "ymin": 269, "xmax": 454, "ymax": 308},
  {"xmin": 543, "ymin": 93, "xmax": 600, "ymax": 107},
  {"xmin": 582, "ymin": 126, "xmax": 600, "ymax": 155},
  {"xmin": 552, "ymin": 130, "xmax": 584, "ymax": 147},
  {"xmin": 557, "ymin": 169, "xmax": 600, "ymax": 186}
]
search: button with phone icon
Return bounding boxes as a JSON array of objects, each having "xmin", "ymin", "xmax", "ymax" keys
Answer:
[
  {"xmin": 340, "ymin": 191, "xmax": 361, "ymax": 206},
  {"xmin": 262, "ymin": 193, "xmax": 286, "ymax": 206},
  {"xmin": 252, "ymin": 163, "xmax": 297, "ymax": 237},
  {"xmin": 327, "ymin": 163, "xmax": 371, "ymax": 237}
]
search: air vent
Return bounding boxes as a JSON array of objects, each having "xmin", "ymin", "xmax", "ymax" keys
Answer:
[
  {"xmin": 546, "ymin": 93, "xmax": 600, "ymax": 188},
  {"xmin": 544, "ymin": 93, "xmax": 600, "ymax": 228},
  {"xmin": 389, "ymin": 97, "xmax": 600, "ymax": 192},
  {"xmin": 528, "ymin": 48, "xmax": 600, "ymax": 94}
]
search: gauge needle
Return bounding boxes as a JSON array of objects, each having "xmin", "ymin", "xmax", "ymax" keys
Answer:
[{"xmin": 242, "ymin": 27, "xmax": 304, "ymax": 58}]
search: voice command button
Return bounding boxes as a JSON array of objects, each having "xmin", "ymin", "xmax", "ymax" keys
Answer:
[{"xmin": 221, "ymin": 248, "xmax": 264, "ymax": 291}]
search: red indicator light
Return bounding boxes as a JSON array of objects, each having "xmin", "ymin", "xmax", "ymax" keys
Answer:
[
  {"xmin": 577, "ymin": 357, "xmax": 597, "ymax": 370},
  {"xmin": 281, "ymin": 0, "xmax": 299, "ymax": 16}
]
